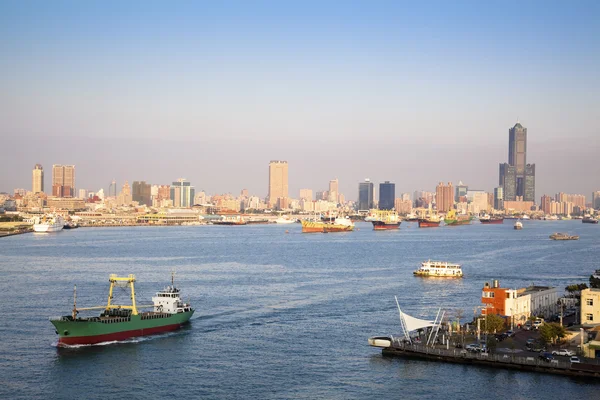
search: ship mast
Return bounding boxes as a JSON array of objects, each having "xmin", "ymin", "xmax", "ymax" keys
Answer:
[{"xmin": 72, "ymin": 285, "xmax": 77, "ymax": 319}]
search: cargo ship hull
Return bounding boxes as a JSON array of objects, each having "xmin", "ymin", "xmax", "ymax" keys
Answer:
[
  {"xmin": 444, "ymin": 219, "xmax": 471, "ymax": 226},
  {"xmin": 51, "ymin": 311, "xmax": 194, "ymax": 346},
  {"xmin": 418, "ymin": 219, "xmax": 440, "ymax": 228},
  {"xmin": 301, "ymin": 220, "xmax": 353, "ymax": 233},
  {"xmin": 480, "ymin": 219, "xmax": 504, "ymax": 224},
  {"xmin": 372, "ymin": 221, "xmax": 401, "ymax": 230}
]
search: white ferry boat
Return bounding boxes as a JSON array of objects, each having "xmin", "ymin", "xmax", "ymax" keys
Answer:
[
  {"xmin": 413, "ymin": 260, "xmax": 463, "ymax": 278},
  {"xmin": 33, "ymin": 215, "xmax": 65, "ymax": 233},
  {"xmin": 275, "ymin": 216, "xmax": 296, "ymax": 224}
]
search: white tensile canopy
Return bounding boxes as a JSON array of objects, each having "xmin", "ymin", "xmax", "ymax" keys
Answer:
[
  {"xmin": 399, "ymin": 310, "xmax": 436, "ymax": 332},
  {"xmin": 394, "ymin": 296, "xmax": 444, "ymax": 345}
]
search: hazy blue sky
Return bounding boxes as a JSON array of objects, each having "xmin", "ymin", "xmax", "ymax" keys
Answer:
[{"xmin": 2, "ymin": 1, "xmax": 599, "ymax": 200}]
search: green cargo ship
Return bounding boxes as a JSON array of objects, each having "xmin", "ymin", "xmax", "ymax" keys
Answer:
[
  {"xmin": 443, "ymin": 210, "xmax": 472, "ymax": 226},
  {"xmin": 50, "ymin": 274, "xmax": 194, "ymax": 346}
]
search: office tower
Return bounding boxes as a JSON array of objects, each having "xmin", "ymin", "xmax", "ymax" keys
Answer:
[
  {"xmin": 379, "ymin": 181, "xmax": 395, "ymax": 210},
  {"xmin": 493, "ymin": 187, "xmax": 504, "ymax": 211},
  {"xmin": 455, "ymin": 181, "xmax": 468, "ymax": 202},
  {"xmin": 499, "ymin": 122, "xmax": 535, "ymax": 202},
  {"xmin": 358, "ymin": 179, "xmax": 374, "ymax": 210},
  {"xmin": 78, "ymin": 189, "xmax": 87, "ymax": 199},
  {"xmin": 540, "ymin": 195, "xmax": 552, "ymax": 214},
  {"xmin": 170, "ymin": 178, "xmax": 195, "ymax": 207},
  {"xmin": 299, "ymin": 189, "xmax": 313, "ymax": 201},
  {"xmin": 109, "ymin": 180, "xmax": 117, "ymax": 197},
  {"xmin": 268, "ymin": 161, "xmax": 288, "ymax": 207},
  {"xmin": 52, "ymin": 164, "xmax": 75, "ymax": 197},
  {"xmin": 328, "ymin": 179, "xmax": 339, "ymax": 203},
  {"xmin": 132, "ymin": 181, "xmax": 152, "ymax": 206},
  {"xmin": 435, "ymin": 182, "xmax": 454, "ymax": 212},
  {"xmin": 241, "ymin": 189, "xmax": 249, "ymax": 197},
  {"xmin": 592, "ymin": 191, "xmax": 600, "ymax": 209},
  {"xmin": 32, "ymin": 164, "xmax": 44, "ymax": 194}
]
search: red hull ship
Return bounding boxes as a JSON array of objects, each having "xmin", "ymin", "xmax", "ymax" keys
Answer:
[
  {"xmin": 418, "ymin": 219, "xmax": 440, "ymax": 228},
  {"xmin": 480, "ymin": 217, "xmax": 504, "ymax": 224},
  {"xmin": 372, "ymin": 221, "xmax": 401, "ymax": 230}
]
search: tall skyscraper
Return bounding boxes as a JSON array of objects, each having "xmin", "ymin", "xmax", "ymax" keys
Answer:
[
  {"xmin": 32, "ymin": 164, "xmax": 44, "ymax": 194},
  {"xmin": 328, "ymin": 179, "xmax": 339, "ymax": 203},
  {"xmin": 268, "ymin": 161, "xmax": 288, "ymax": 207},
  {"xmin": 52, "ymin": 164, "xmax": 75, "ymax": 197},
  {"xmin": 358, "ymin": 179, "xmax": 374, "ymax": 210},
  {"xmin": 493, "ymin": 187, "xmax": 504, "ymax": 211},
  {"xmin": 593, "ymin": 191, "xmax": 600, "ymax": 209},
  {"xmin": 170, "ymin": 178, "xmax": 195, "ymax": 207},
  {"xmin": 499, "ymin": 122, "xmax": 535, "ymax": 202},
  {"xmin": 108, "ymin": 179, "xmax": 117, "ymax": 197},
  {"xmin": 541, "ymin": 194, "xmax": 552, "ymax": 214},
  {"xmin": 379, "ymin": 181, "xmax": 395, "ymax": 210},
  {"xmin": 299, "ymin": 189, "xmax": 313, "ymax": 201},
  {"xmin": 455, "ymin": 181, "xmax": 468, "ymax": 202},
  {"xmin": 435, "ymin": 182, "xmax": 454, "ymax": 212},
  {"xmin": 132, "ymin": 181, "xmax": 152, "ymax": 206}
]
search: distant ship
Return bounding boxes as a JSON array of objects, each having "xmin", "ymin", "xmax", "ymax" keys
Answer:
[
  {"xmin": 50, "ymin": 274, "xmax": 194, "ymax": 346},
  {"xmin": 549, "ymin": 232, "xmax": 579, "ymax": 240},
  {"xmin": 514, "ymin": 221, "xmax": 523, "ymax": 230},
  {"xmin": 582, "ymin": 216, "xmax": 598, "ymax": 224},
  {"xmin": 370, "ymin": 210, "xmax": 401, "ymax": 230},
  {"xmin": 404, "ymin": 213, "xmax": 419, "ymax": 222},
  {"xmin": 33, "ymin": 215, "xmax": 64, "ymax": 233},
  {"xmin": 443, "ymin": 210, "xmax": 471, "ymax": 226},
  {"xmin": 213, "ymin": 216, "xmax": 247, "ymax": 225},
  {"xmin": 418, "ymin": 215, "xmax": 441, "ymax": 228},
  {"xmin": 479, "ymin": 214, "xmax": 504, "ymax": 224},
  {"xmin": 301, "ymin": 217, "xmax": 354, "ymax": 233},
  {"xmin": 274, "ymin": 216, "xmax": 296, "ymax": 224}
]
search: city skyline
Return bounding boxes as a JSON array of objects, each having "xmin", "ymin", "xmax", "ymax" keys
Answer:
[{"xmin": 2, "ymin": 3, "xmax": 599, "ymax": 199}]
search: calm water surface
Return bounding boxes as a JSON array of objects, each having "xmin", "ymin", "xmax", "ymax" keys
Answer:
[{"xmin": 1, "ymin": 220, "xmax": 599, "ymax": 399}]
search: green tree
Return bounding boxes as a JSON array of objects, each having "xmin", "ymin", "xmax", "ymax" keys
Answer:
[
  {"xmin": 479, "ymin": 314, "xmax": 505, "ymax": 334},
  {"xmin": 590, "ymin": 275, "xmax": 600, "ymax": 289},
  {"xmin": 486, "ymin": 335, "xmax": 497, "ymax": 352},
  {"xmin": 539, "ymin": 322, "xmax": 567, "ymax": 345}
]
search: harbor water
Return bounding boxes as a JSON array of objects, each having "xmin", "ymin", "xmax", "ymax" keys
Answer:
[{"xmin": 0, "ymin": 220, "xmax": 599, "ymax": 399}]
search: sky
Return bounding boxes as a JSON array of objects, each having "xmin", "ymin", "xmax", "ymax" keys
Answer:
[{"xmin": 1, "ymin": 1, "xmax": 599, "ymax": 200}]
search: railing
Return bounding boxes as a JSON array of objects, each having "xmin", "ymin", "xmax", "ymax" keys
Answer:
[{"xmin": 388, "ymin": 340, "xmax": 572, "ymax": 370}]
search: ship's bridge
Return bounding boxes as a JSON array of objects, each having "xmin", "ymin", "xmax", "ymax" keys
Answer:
[{"xmin": 152, "ymin": 286, "xmax": 191, "ymax": 314}]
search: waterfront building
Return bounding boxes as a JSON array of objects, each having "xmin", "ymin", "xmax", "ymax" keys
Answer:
[
  {"xmin": 117, "ymin": 181, "xmax": 132, "ymax": 205},
  {"xmin": 358, "ymin": 179, "xmax": 374, "ymax": 211},
  {"xmin": 379, "ymin": 181, "xmax": 395, "ymax": 210},
  {"xmin": 156, "ymin": 185, "xmax": 171, "ymax": 201},
  {"xmin": 581, "ymin": 289, "xmax": 600, "ymax": 327},
  {"xmin": 46, "ymin": 197, "xmax": 86, "ymax": 210},
  {"xmin": 503, "ymin": 200, "xmax": 535, "ymax": 213},
  {"xmin": 395, "ymin": 198, "xmax": 412, "ymax": 214},
  {"xmin": 469, "ymin": 192, "xmax": 489, "ymax": 214},
  {"xmin": 32, "ymin": 164, "xmax": 44, "ymax": 194},
  {"xmin": 52, "ymin": 164, "xmax": 75, "ymax": 197},
  {"xmin": 541, "ymin": 194, "xmax": 552, "ymax": 214},
  {"xmin": 455, "ymin": 181, "xmax": 468, "ymax": 202},
  {"xmin": 299, "ymin": 189, "xmax": 313, "ymax": 201},
  {"xmin": 170, "ymin": 178, "xmax": 195, "ymax": 208},
  {"xmin": 493, "ymin": 187, "xmax": 503, "ymax": 211},
  {"xmin": 329, "ymin": 179, "xmax": 339, "ymax": 203},
  {"xmin": 78, "ymin": 189, "xmax": 87, "ymax": 199},
  {"xmin": 132, "ymin": 181, "xmax": 152, "ymax": 206},
  {"xmin": 499, "ymin": 122, "xmax": 536, "ymax": 203},
  {"xmin": 268, "ymin": 160, "xmax": 288, "ymax": 207},
  {"xmin": 482, "ymin": 280, "xmax": 560, "ymax": 325},
  {"xmin": 593, "ymin": 191, "xmax": 600, "ymax": 209},
  {"xmin": 435, "ymin": 182, "xmax": 454, "ymax": 212}
]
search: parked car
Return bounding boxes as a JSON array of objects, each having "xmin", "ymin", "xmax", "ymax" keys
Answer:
[
  {"xmin": 570, "ymin": 356, "xmax": 581, "ymax": 364},
  {"xmin": 494, "ymin": 333, "xmax": 507, "ymax": 342},
  {"xmin": 465, "ymin": 343, "xmax": 480, "ymax": 352},
  {"xmin": 533, "ymin": 319, "xmax": 544, "ymax": 330},
  {"xmin": 506, "ymin": 330, "xmax": 515, "ymax": 338},
  {"xmin": 552, "ymin": 349, "xmax": 574, "ymax": 356},
  {"xmin": 539, "ymin": 352, "xmax": 554, "ymax": 362},
  {"xmin": 523, "ymin": 321, "xmax": 533, "ymax": 331}
]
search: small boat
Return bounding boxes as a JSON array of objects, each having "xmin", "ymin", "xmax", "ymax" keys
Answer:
[
  {"xmin": 480, "ymin": 214, "xmax": 504, "ymax": 224},
  {"xmin": 413, "ymin": 260, "xmax": 463, "ymax": 277},
  {"xmin": 514, "ymin": 221, "xmax": 523, "ymax": 230},
  {"xmin": 549, "ymin": 232, "xmax": 579, "ymax": 240},
  {"xmin": 213, "ymin": 215, "xmax": 247, "ymax": 225},
  {"xmin": 404, "ymin": 213, "xmax": 419, "ymax": 222},
  {"xmin": 33, "ymin": 214, "xmax": 64, "ymax": 232},
  {"xmin": 274, "ymin": 216, "xmax": 296, "ymax": 224},
  {"xmin": 582, "ymin": 216, "xmax": 598, "ymax": 224},
  {"xmin": 371, "ymin": 210, "xmax": 401, "ymax": 230}
]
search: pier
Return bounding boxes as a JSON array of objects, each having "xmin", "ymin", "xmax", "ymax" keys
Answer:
[{"xmin": 375, "ymin": 339, "xmax": 600, "ymax": 378}]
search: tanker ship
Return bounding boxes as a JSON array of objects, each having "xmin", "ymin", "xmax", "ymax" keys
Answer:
[
  {"xmin": 50, "ymin": 274, "xmax": 194, "ymax": 346},
  {"xmin": 443, "ymin": 210, "xmax": 471, "ymax": 226},
  {"xmin": 370, "ymin": 210, "xmax": 401, "ymax": 230},
  {"xmin": 301, "ymin": 216, "xmax": 354, "ymax": 233},
  {"xmin": 479, "ymin": 214, "xmax": 504, "ymax": 224}
]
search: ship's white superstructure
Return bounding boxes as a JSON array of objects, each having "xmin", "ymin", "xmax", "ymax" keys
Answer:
[
  {"xmin": 413, "ymin": 260, "xmax": 463, "ymax": 277},
  {"xmin": 33, "ymin": 215, "xmax": 64, "ymax": 233}
]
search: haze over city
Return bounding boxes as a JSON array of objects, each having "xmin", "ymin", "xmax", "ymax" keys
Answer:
[{"xmin": 2, "ymin": 1, "xmax": 599, "ymax": 198}]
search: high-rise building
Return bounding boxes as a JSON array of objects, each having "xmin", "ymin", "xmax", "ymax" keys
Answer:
[
  {"xmin": 592, "ymin": 191, "xmax": 600, "ymax": 209},
  {"xmin": 108, "ymin": 180, "xmax": 117, "ymax": 197},
  {"xmin": 132, "ymin": 181, "xmax": 152, "ymax": 206},
  {"xmin": 455, "ymin": 181, "xmax": 468, "ymax": 202},
  {"xmin": 78, "ymin": 189, "xmax": 87, "ymax": 199},
  {"xmin": 499, "ymin": 122, "xmax": 535, "ymax": 202},
  {"xmin": 170, "ymin": 178, "xmax": 195, "ymax": 208},
  {"xmin": 540, "ymin": 195, "xmax": 552, "ymax": 214},
  {"xmin": 358, "ymin": 179, "xmax": 374, "ymax": 210},
  {"xmin": 52, "ymin": 164, "xmax": 75, "ymax": 197},
  {"xmin": 268, "ymin": 161, "xmax": 288, "ymax": 207},
  {"xmin": 493, "ymin": 187, "xmax": 504, "ymax": 211},
  {"xmin": 32, "ymin": 164, "xmax": 44, "ymax": 194},
  {"xmin": 328, "ymin": 179, "xmax": 339, "ymax": 203},
  {"xmin": 379, "ymin": 181, "xmax": 395, "ymax": 210},
  {"xmin": 435, "ymin": 182, "xmax": 454, "ymax": 212},
  {"xmin": 117, "ymin": 181, "xmax": 132, "ymax": 205},
  {"xmin": 241, "ymin": 189, "xmax": 249, "ymax": 197},
  {"xmin": 299, "ymin": 189, "xmax": 313, "ymax": 201}
]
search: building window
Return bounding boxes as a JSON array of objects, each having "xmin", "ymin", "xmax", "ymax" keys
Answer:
[
  {"xmin": 586, "ymin": 299, "xmax": 593, "ymax": 306},
  {"xmin": 586, "ymin": 314, "xmax": 593, "ymax": 322}
]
